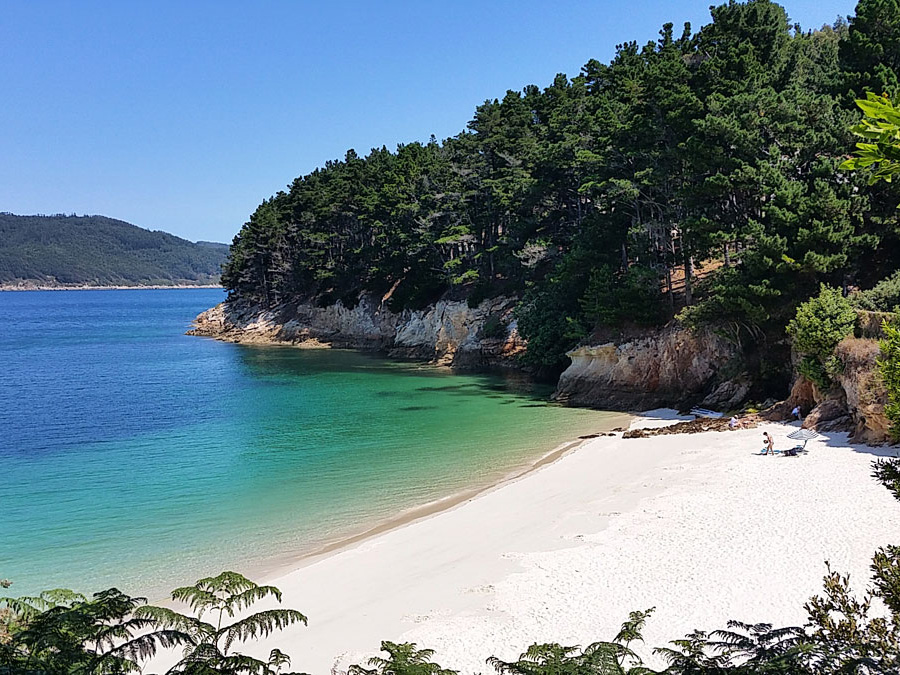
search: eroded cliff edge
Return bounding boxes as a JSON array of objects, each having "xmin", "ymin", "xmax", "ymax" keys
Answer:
[
  {"xmin": 187, "ymin": 295, "xmax": 525, "ymax": 369},
  {"xmin": 768, "ymin": 337, "xmax": 891, "ymax": 445},
  {"xmin": 190, "ymin": 298, "xmax": 754, "ymax": 410},
  {"xmin": 189, "ymin": 299, "xmax": 895, "ymax": 443},
  {"xmin": 189, "ymin": 298, "xmax": 742, "ymax": 408},
  {"xmin": 553, "ymin": 326, "xmax": 744, "ymax": 411}
]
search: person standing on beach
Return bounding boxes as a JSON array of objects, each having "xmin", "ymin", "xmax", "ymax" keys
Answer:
[{"xmin": 762, "ymin": 431, "xmax": 775, "ymax": 455}]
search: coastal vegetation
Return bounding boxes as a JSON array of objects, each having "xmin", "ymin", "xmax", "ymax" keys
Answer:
[
  {"xmin": 6, "ymin": 0, "xmax": 900, "ymax": 673},
  {"xmin": 0, "ymin": 572, "xmax": 307, "ymax": 675},
  {"xmin": 221, "ymin": 0, "xmax": 899, "ymax": 382},
  {"xmin": 0, "ymin": 214, "xmax": 227, "ymax": 288},
  {"xmin": 878, "ymin": 319, "xmax": 900, "ymax": 440},
  {"xmin": 787, "ymin": 286, "xmax": 857, "ymax": 389},
  {"xmin": 841, "ymin": 92, "xmax": 900, "ymax": 188}
]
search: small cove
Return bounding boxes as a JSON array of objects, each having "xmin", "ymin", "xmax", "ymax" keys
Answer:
[{"xmin": 0, "ymin": 289, "xmax": 625, "ymax": 598}]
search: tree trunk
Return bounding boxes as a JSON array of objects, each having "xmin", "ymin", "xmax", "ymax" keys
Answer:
[
  {"xmin": 684, "ymin": 254, "xmax": 693, "ymax": 307},
  {"xmin": 666, "ymin": 267, "xmax": 675, "ymax": 312}
]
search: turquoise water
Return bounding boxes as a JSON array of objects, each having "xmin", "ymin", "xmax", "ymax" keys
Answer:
[{"xmin": 0, "ymin": 289, "xmax": 622, "ymax": 598}]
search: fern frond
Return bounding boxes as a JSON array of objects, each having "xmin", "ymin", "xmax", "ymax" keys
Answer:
[
  {"xmin": 226, "ymin": 584, "xmax": 284, "ymax": 612},
  {"xmin": 196, "ymin": 571, "xmax": 259, "ymax": 597},
  {"xmin": 136, "ymin": 605, "xmax": 214, "ymax": 637},
  {"xmin": 219, "ymin": 609, "xmax": 308, "ymax": 653},
  {"xmin": 170, "ymin": 586, "xmax": 220, "ymax": 615}
]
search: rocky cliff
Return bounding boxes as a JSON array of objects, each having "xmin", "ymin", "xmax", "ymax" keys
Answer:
[
  {"xmin": 187, "ymin": 295, "xmax": 525, "ymax": 369},
  {"xmin": 190, "ymin": 298, "xmax": 742, "ymax": 409},
  {"xmin": 553, "ymin": 326, "xmax": 743, "ymax": 410},
  {"xmin": 772, "ymin": 337, "xmax": 891, "ymax": 444},
  {"xmin": 190, "ymin": 297, "xmax": 896, "ymax": 442}
]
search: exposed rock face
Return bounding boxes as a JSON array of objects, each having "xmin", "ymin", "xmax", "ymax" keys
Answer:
[
  {"xmin": 553, "ymin": 326, "xmax": 740, "ymax": 411},
  {"xmin": 833, "ymin": 338, "xmax": 890, "ymax": 444},
  {"xmin": 802, "ymin": 398, "xmax": 852, "ymax": 433},
  {"xmin": 187, "ymin": 295, "xmax": 526, "ymax": 369},
  {"xmin": 701, "ymin": 375, "xmax": 753, "ymax": 410},
  {"xmin": 764, "ymin": 338, "xmax": 891, "ymax": 444}
]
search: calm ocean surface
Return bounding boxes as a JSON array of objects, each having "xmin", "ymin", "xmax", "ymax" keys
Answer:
[{"xmin": 0, "ymin": 289, "xmax": 622, "ymax": 598}]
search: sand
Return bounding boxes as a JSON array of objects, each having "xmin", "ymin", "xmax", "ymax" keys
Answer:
[{"xmin": 153, "ymin": 410, "xmax": 900, "ymax": 673}]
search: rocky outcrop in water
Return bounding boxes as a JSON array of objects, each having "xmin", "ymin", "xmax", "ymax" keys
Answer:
[
  {"xmin": 187, "ymin": 295, "xmax": 526, "ymax": 369},
  {"xmin": 553, "ymin": 326, "xmax": 741, "ymax": 411}
]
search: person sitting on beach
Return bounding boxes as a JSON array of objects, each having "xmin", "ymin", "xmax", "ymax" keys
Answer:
[
  {"xmin": 729, "ymin": 416, "xmax": 741, "ymax": 429},
  {"xmin": 792, "ymin": 405, "xmax": 802, "ymax": 421},
  {"xmin": 762, "ymin": 431, "xmax": 775, "ymax": 455}
]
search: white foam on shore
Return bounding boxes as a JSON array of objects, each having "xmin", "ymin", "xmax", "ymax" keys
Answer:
[{"xmin": 150, "ymin": 414, "xmax": 900, "ymax": 674}]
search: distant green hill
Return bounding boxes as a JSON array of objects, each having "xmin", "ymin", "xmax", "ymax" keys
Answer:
[{"xmin": 0, "ymin": 213, "xmax": 228, "ymax": 287}]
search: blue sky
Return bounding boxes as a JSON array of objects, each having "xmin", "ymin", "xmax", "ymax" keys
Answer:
[{"xmin": 1, "ymin": 1, "xmax": 858, "ymax": 243}]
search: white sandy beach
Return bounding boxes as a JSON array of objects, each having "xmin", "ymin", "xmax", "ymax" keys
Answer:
[{"xmin": 155, "ymin": 411, "xmax": 900, "ymax": 673}]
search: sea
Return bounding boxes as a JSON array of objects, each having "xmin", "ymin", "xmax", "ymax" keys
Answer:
[{"xmin": 0, "ymin": 289, "xmax": 623, "ymax": 599}]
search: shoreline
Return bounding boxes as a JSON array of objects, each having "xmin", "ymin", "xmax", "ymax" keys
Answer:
[
  {"xmin": 147, "ymin": 410, "xmax": 900, "ymax": 675},
  {"xmin": 0, "ymin": 284, "xmax": 222, "ymax": 292},
  {"xmin": 249, "ymin": 426, "xmax": 628, "ymax": 585}
]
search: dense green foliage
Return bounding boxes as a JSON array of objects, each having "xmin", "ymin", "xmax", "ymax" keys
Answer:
[
  {"xmin": 222, "ymin": 0, "xmax": 900, "ymax": 369},
  {"xmin": 839, "ymin": 0, "xmax": 900, "ymax": 97},
  {"xmin": 878, "ymin": 318, "xmax": 900, "ymax": 440},
  {"xmin": 349, "ymin": 642, "xmax": 458, "ymax": 675},
  {"xmin": 0, "ymin": 214, "xmax": 227, "ymax": 287},
  {"xmin": 787, "ymin": 285, "xmax": 857, "ymax": 388},
  {"xmin": 841, "ymin": 93, "xmax": 900, "ymax": 187},
  {"xmin": 853, "ymin": 271, "xmax": 900, "ymax": 311},
  {"xmin": 134, "ymin": 571, "xmax": 308, "ymax": 675},
  {"xmin": 487, "ymin": 610, "xmax": 656, "ymax": 675},
  {"xmin": 0, "ymin": 572, "xmax": 307, "ymax": 675}
]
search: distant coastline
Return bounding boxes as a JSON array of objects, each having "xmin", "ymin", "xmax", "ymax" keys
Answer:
[
  {"xmin": 0, "ymin": 213, "xmax": 229, "ymax": 291},
  {"xmin": 0, "ymin": 283, "xmax": 222, "ymax": 292}
]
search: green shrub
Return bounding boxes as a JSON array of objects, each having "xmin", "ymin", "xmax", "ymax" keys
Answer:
[
  {"xmin": 879, "ymin": 318, "xmax": 900, "ymax": 442},
  {"xmin": 580, "ymin": 264, "xmax": 666, "ymax": 328},
  {"xmin": 853, "ymin": 270, "xmax": 900, "ymax": 312},
  {"xmin": 515, "ymin": 286, "xmax": 587, "ymax": 369},
  {"xmin": 787, "ymin": 285, "xmax": 856, "ymax": 389},
  {"xmin": 480, "ymin": 315, "xmax": 507, "ymax": 340}
]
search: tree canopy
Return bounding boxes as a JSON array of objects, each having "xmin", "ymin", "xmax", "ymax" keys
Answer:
[{"xmin": 221, "ymin": 0, "xmax": 900, "ymax": 372}]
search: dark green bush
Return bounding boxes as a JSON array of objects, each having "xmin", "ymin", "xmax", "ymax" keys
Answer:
[
  {"xmin": 879, "ymin": 318, "xmax": 900, "ymax": 442},
  {"xmin": 480, "ymin": 316, "xmax": 507, "ymax": 339},
  {"xmin": 853, "ymin": 271, "xmax": 900, "ymax": 312},
  {"xmin": 787, "ymin": 285, "xmax": 856, "ymax": 389},
  {"xmin": 580, "ymin": 265, "xmax": 667, "ymax": 328}
]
